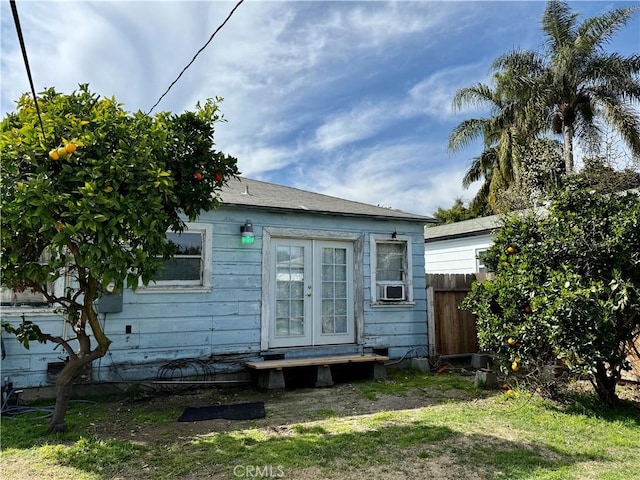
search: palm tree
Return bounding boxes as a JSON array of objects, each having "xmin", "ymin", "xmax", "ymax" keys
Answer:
[
  {"xmin": 494, "ymin": 1, "xmax": 640, "ymax": 174},
  {"xmin": 449, "ymin": 78, "xmax": 525, "ymax": 213}
]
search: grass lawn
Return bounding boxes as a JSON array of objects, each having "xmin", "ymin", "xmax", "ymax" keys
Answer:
[{"xmin": 1, "ymin": 368, "xmax": 639, "ymax": 479}]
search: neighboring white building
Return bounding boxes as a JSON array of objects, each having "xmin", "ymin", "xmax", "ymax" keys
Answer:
[{"xmin": 424, "ymin": 215, "xmax": 501, "ymax": 274}]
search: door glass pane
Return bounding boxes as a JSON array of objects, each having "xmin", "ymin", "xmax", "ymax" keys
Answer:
[
  {"xmin": 290, "ymin": 317, "xmax": 304, "ymax": 335},
  {"xmin": 276, "ymin": 280, "xmax": 289, "ymax": 297},
  {"xmin": 320, "ymin": 247, "xmax": 348, "ymax": 335},
  {"xmin": 322, "ymin": 281, "xmax": 334, "ymax": 298},
  {"xmin": 334, "ymin": 316, "xmax": 347, "ymax": 333},
  {"xmin": 322, "ymin": 265, "xmax": 334, "ymax": 281},
  {"xmin": 322, "ymin": 315, "xmax": 335, "ymax": 334},
  {"xmin": 290, "ymin": 281, "xmax": 303, "ymax": 298},
  {"xmin": 276, "ymin": 300, "xmax": 289, "ymax": 318},
  {"xmin": 322, "ymin": 248, "xmax": 334, "ymax": 264},
  {"xmin": 275, "ymin": 245, "xmax": 306, "ymax": 337}
]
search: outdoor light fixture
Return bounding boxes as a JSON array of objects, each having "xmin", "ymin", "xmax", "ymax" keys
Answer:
[{"xmin": 240, "ymin": 220, "xmax": 255, "ymax": 244}]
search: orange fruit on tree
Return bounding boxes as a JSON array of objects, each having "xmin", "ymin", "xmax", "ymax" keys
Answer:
[
  {"xmin": 57, "ymin": 146, "xmax": 68, "ymax": 158},
  {"xmin": 506, "ymin": 246, "xmax": 516, "ymax": 254},
  {"xmin": 511, "ymin": 362, "xmax": 520, "ymax": 372},
  {"xmin": 65, "ymin": 143, "xmax": 76, "ymax": 154},
  {"xmin": 49, "ymin": 149, "xmax": 60, "ymax": 161},
  {"xmin": 507, "ymin": 338, "xmax": 517, "ymax": 346},
  {"xmin": 193, "ymin": 172, "xmax": 203, "ymax": 182}
]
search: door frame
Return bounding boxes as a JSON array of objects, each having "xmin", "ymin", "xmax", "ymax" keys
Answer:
[{"xmin": 261, "ymin": 227, "xmax": 364, "ymax": 351}]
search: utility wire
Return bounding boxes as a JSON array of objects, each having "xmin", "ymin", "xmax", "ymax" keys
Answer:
[
  {"xmin": 10, "ymin": 0, "xmax": 46, "ymax": 141},
  {"xmin": 147, "ymin": 0, "xmax": 245, "ymax": 115}
]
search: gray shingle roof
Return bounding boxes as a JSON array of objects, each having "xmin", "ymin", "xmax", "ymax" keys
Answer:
[
  {"xmin": 424, "ymin": 214, "xmax": 501, "ymax": 241},
  {"xmin": 220, "ymin": 177, "xmax": 436, "ymax": 222}
]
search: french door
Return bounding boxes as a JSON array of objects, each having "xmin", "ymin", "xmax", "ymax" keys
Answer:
[{"xmin": 269, "ymin": 239, "xmax": 354, "ymax": 348}]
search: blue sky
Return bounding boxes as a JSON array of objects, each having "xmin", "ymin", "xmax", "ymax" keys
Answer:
[{"xmin": 2, "ymin": 1, "xmax": 638, "ymax": 217}]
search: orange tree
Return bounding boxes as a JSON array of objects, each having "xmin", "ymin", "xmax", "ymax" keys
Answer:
[
  {"xmin": 462, "ymin": 182, "xmax": 640, "ymax": 406},
  {"xmin": 0, "ymin": 85, "xmax": 238, "ymax": 432}
]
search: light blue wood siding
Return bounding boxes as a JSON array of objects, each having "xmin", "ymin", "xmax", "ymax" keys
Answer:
[{"xmin": 1, "ymin": 206, "xmax": 428, "ymax": 388}]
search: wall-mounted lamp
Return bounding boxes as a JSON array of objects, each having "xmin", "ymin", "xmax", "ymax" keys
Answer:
[
  {"xmin": 391, "ymin": 230, "xmax": 397, "ymax": 239},
  {"xmin": 240, "ymin": 220, "xmax": 255, "ymax": 244}
]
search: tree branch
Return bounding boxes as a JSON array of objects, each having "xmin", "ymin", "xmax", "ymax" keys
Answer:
[{"xmin": 40, "ymin": 333, "xmax": 77, "ymax": 359}]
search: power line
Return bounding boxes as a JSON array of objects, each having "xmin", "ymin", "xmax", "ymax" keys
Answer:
[
  {"xmin": 10, "ymin": 0, "xmax": 46, "ymax": 141},
  {"xmin": 146, "ymin": 0, "xmax": 245, "ymax": 115}
]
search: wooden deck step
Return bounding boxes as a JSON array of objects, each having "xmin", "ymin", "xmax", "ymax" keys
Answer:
[
  {"xmin": 246, "ymin": 353, "xmax": 389, "ymax": 370},
  {"xmin": 245, "ymin": 353, "xmax": 389, "ymax": 389}
]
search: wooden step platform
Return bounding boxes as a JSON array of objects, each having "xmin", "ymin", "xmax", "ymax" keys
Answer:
[{"xmin": 246, "ymin": 353, "xmax": 389, "ymax": 389}]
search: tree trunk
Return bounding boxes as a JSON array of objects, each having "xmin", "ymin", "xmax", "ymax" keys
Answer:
[
  {"xmin": 563, "ymin": 123, "xmax": 574, "ymax": 175},
  {"xmin": 48, "ymin": 356, "xmax": 92, "ymax": 433},
  {"xmin": 592, "ymin": 364, "xmax": 619, "ymax": 408},
  {"xmin": 48, "ymin": 297, "xmax": 111, "ymax": 433}
]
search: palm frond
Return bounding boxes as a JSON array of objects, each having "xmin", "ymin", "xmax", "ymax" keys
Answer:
[
  {"xmin": 469, "ymin": 180, "xmax": 492, "ymax": 215},
  {"xmin": 462, "ymin": 148, "xmax": 497, "ymax": 188},
  {"xmin": 448, "ymin": 118, "xmax": 492, "ymax": 152},
  {"xmin": 576, "ymin": 6, "xmax": 639, "ymax": 54},
  {"xmin": 542, "ymin": 1, "xmax": 578, "ymax": 53},
  {"xmin": 597, "ymin": 95, "xmax": 640, "ymax": 158},
  {"xmin": 586, "ymin": 54, "xmax": 640, "ymax": 100},
  {"xmin": 493, "ymin": 50, "xmax": 545, "ymax": 76},
  {"xmin": 451, "ymin": 83, "xmax": 498, "ymax": 112}
]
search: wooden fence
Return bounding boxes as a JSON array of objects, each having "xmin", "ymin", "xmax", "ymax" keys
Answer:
[
  {"xmin": 625, "ymin": 337, "xmax": 640, "ymax": 382},
  {"xmin": 426, "ymin": 273, "xmax": 478, "ymax": 356}
]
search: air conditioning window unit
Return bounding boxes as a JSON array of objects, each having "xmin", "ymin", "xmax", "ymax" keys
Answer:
[{"xmin": 380, "ymin": 284, "xmax": 405, "ymax": 301}]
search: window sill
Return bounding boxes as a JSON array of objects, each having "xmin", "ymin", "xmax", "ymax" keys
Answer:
[
  {"xmin": 0, "ymin": 306, "xmax": 59, "ymax": 316},
  {"xmin": 135, "ymin": 286, "xmax": 212, "ymax": 294},
  {"xmin": 370, "ymin": 301, "xmax": 415, "ymax": 308}
]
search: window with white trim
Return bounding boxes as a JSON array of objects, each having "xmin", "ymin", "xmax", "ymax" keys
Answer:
[
  {"xmin": 370, "ymin": 234, "xmax": 414, "ymax": 304},
  {"xmin": 0, "ymin": 250, "xmax": 65, "ymax": 308},
  {"xmin": 145, "ymin": 223, "xmax": 212, "ymax": 289},
  {"xmin": 476, "ymin": 249, "xmax": 488, "ymax": 273}
]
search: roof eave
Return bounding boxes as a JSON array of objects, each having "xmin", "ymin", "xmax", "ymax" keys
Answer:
[{"xmin": 222, "ymin": 203, "xmax": 437, "ymax": 223}]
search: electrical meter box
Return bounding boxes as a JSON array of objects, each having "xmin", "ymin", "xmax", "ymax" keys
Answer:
[{"xmin": 97, "ymin": 286, "xmax": 123, "ymax": 313}]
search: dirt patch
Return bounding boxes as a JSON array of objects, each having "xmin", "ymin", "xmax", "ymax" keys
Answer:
[
  {"xmin": 89, "ymin": 375, "xmax": 640, "ymax": 444},
  {"xmin": 91, "ymin": 379, "xmax": 464, "ymax": 442}
]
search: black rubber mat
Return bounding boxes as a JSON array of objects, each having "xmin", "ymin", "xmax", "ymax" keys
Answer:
[{"xmin": 177, "ymin": 401, "xmax": 265, "ymax": 422}]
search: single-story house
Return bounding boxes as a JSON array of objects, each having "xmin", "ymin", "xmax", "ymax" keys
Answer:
[
  {"xmin": 424, "ymin": 215, "xmax": 500, "ymax": 274},
  {"xmin": 1, "ymin": 177, "xmax": 437, "ymax": 390}
]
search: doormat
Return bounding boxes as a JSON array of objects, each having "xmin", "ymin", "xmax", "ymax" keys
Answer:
[{"xmin": 178, "ymin": 401, "xmax": 265, "ymax": 422}]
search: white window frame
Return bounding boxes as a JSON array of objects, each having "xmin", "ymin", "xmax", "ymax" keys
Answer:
[
  {"xmin": 138, "ymin": 222, "xmax": 213, "ymax": 293},
  {"xmin": 476, "ymin": 248, "xmax": 488, "ymax": 273},
  {"xmin": 370, "ymin": 234, "xmax": 414, "ymax": 305},
  {"xmin": 0, "ymin": 250, "xmax": 67, "ymax": 312}
]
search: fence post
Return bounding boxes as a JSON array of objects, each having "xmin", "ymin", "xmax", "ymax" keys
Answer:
[{"xmin": 426, "ymin": 285, "xmax": 436, "ymax": 357}]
